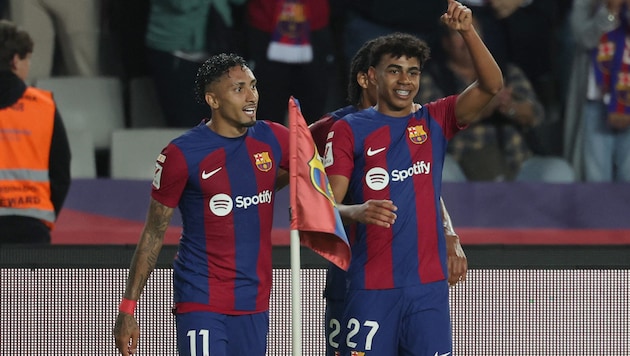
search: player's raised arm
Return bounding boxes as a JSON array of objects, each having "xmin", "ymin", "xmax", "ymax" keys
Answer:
[
  {"xmin": 442, "ymin": 0, "xmax": 504, "ymax": 125},
  {"xmin": 113, "ymin": 197, "xmax": 174, "ymax": 356}
]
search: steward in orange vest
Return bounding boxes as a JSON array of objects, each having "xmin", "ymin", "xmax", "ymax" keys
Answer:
[{"xmin": 0, "ymin": 20, "xmax": 71, "ymax": 243}]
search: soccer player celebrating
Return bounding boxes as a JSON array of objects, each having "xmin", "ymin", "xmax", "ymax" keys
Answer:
[
  {"xmin": 113, "ymin": 53, "xmax": 289, "ymax": 356},
  {"xmin": 310, "ymin": 37, "xmax": 467, "ymax": 356},
  {"xmin": 324, "ymin": 1, "xmax": 503, "ymax": 354}
]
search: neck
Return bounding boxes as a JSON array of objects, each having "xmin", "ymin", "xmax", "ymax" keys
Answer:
[
  {"xmin": 375, "ymin": 103, "xmax": 417, "ymax": 118},
  {"xmin": 206, "ymin": 119, "xmax": 248, "ymax": 138}
]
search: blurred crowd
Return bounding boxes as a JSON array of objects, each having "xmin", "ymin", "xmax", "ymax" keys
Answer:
[{"xmin": 3, "ymin": 0, "xmax": 629, "ymax": 183}]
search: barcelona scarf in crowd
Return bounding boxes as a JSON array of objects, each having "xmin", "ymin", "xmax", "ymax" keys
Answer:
[{"xmin": 594, "ymin": 6, "xmax": 630, "ymax": 116}]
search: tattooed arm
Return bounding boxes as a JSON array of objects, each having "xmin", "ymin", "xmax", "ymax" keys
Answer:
[{"xmin": 114, "ymin": 197, "xmax": 175, "ymax": 356}]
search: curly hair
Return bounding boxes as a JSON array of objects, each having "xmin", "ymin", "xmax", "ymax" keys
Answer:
[
  {"xmin": 0, "ymin": 20, "xmax": 33, "ymax": 71},
  {"xmin": 368, "ymin": 32, "xmax": 431, "ymax": 70},
  {"xmin": 346, "ymin": 38, "xmax": 377, "ymax": 106},
  {"xmin": 194, "ymin": 53, "xmax": 248, "ymax": 104}
]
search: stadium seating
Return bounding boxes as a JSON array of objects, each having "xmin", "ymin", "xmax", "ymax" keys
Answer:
[
  {"xmin": 35, "ymin": 76, "xmax": 126, "ymax": 151},
  {"xmin": 128, "ymin": 76, "xmax": 167, "ymax": 128},
  {"xmin": 443, "ymin": 154, "xmax": 467, "ymax": 182},
  {"xmin": 66, "ymin": 127, "xmax": 97, "ymax": 179},
  {"xmin": 516, "ymin": 156, "xmax": 576, "ymax": 183},
  {"xmin": 110, "ymin": 128, "xmax": 186, "ymax": 180}
]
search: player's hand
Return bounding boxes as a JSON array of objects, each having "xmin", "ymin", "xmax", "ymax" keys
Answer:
[
  {"xmin": 350, "ymin": 199, "xmax": 397, "ymax": 228},
  {"xmin": 446, "ymin": 233, "xmax": 468, "ymax": 286},
  {"xmin": 441, "ymin": 0, "xmax": 473, "ymax": 32},
  {"xmin": 114, "ymin": 313, "xmax": 140, "ymax": 355}
]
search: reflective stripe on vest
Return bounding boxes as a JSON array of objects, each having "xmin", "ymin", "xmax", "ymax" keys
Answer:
[{"xmin": 0, "ymin": 87, "xmax": 57, "ymax": 226}]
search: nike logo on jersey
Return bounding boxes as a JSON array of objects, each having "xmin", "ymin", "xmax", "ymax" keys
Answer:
[
  {"xmin": 433, "ymin": 352, "xmax": 451, "ymax": 356},
  {"xmin": 366, "ymin": 147, "xmax": 386, "ymax": 156},
  {"xmin": 201, "ymin": 167, "xmax": 222, "ymax": 179}
]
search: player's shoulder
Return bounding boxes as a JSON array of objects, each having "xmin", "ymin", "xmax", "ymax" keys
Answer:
[
  {"xmin": 341, "ymin": 107, "xmax": 375, "ymax": 124},
  {"xmin": 310, "ymin": 115, "xmax": 334, "ymax": 135},
  {"xmin": 250, "ymin": 120, "xmax": 289, "ymax": 145},
  {"xmin": 331, "ymin": 105, "xmax": 358, "ymax": 120},
  {"xmin": 311, "ymin": 105, "xmax": 356, "ymax": 132},
  {"xmin": 250, "ymin": 120, "xmax": 287, "ymax": 134},
  {"xmin": 423, "ymin": 95, "xmax": 457, "ymax": 112},
  {"xmin": 169, "ymin": 124, "xmax": 202, "ymax": 148}
]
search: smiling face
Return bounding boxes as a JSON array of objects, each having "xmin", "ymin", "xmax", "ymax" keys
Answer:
[
  {"xmin": 205, "ymin": 65, "xmax": 259, "ymax": 136},
  {"xmin": 369, "ymin": 54, "xmax": 421, "ymax": 117}
]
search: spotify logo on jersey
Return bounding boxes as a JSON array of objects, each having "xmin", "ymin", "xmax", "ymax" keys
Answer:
[{"xmin": 365, "ymin": 167, "xmax": 390, "ymax": 191}]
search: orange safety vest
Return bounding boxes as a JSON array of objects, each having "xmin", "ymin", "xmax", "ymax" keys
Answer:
[{"xmin": 0, "ymin": 86, "xmax": 57, "ymax": 228}]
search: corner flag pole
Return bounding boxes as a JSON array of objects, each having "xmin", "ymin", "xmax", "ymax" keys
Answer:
[
  {"xmin": 288, "ymin": 96, "xmax": 350, "ymax": 355},
  {"xmin": 290, "ymin": 229, "xmax": 302, "ymax": 355}
]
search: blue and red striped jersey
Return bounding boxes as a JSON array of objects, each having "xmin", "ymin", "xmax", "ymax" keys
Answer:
[
  {"xmin": 324, "ymin": 96, "xmax": 461, "ymax": 290},
  {"xmin": 151, "ymin": 120, "xmax": 289, "ymax": 315},
  {"xmin": 309, "ymin": 105, "xmax": 358, "ymax": 155},
  {"xmin": 310, "ymin": 104, "xmax": 359, "ymax": 301}
]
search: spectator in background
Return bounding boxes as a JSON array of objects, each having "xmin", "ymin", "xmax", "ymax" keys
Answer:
[
  {"xmin": 460, "ymin": 0, "xmax": 567, "ymax": 156},
  {"xmin": 8, "ymin": 0, "xmax": 102, "ymax": 82},
  {"xmin": 105, "ymin": 0, "xmax": 152, "ymax": 81},
  {"xmin": 0, "ymin": 19, "xmax": 71, "ymax": 243},
  {"xmin": 145, "ymin": 0, "xmax": 246, "ymax": 128},
  {"xmin": 419, "ymin": 19, "xmax": 546, "ymax": 181},
  {"xmin": 565, "ymin": 0, "xmax": 630, "ymax": 182},
  {"xmin": 340, "ymin": 0, "xmax": 446, "ymax": 67},
  {"xmin": 245, "ymin": 0, "xmax": 333, "ymax": 124},
  {"xmin": 333, "ymin": 0, "xmax": 446, "ymax": 106},
  {"xmin": 0, "ymin": 1, "xmax": 7, "ymax": 18}
]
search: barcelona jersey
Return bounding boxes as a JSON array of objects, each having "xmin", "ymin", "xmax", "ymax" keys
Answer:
[
  {"xmin": 324, "ymin": 96, "xmax": 461, "ymax": 290},
  {"xmin": 151, "ymin": 120, "xmax": 289, "ymax": 315},
  {"xmin": 310, "ymin": 105, "xmax": 358, "ymax": 155}
]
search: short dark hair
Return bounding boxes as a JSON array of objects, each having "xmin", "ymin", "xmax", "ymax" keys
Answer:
[
  {"xmin": 347, "ymin": 38, "xmax": 377, "ymax": 106},
  {"xmin": 194, "ymin": 53, "xmax": 248, "ymax": 104},
  {"xmin": 369, "ymin": 32, "xmax": 431, "ymax": 70},
  {"xmin": 0, "ymin": 20, "xmax": 33, "ymax": 71}
]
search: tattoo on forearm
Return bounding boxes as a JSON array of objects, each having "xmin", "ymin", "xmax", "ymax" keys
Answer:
[{"xmin": 124, "ymin": 199, "xmax": 174, "ymax": 299}]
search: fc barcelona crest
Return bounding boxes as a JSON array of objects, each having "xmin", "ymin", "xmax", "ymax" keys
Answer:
[
  {"xmin": 254, "ymin": 151, "xmax": 273, "ymax": 172},
  {"xmin": 308, "ymin": 148, "xmax": 337, "ymax": 206},
  {"xmin": 407, "ymin": 125, "xmax": 427, "ymax": 144}
]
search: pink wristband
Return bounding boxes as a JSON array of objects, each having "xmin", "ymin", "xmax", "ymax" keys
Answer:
[{"xmin": 118, "ymin": 298, "xmax": 137, "ymax": 315}]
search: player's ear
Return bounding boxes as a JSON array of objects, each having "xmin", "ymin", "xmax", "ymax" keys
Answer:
[
  {"xmin": 205, "ymin": 92, "xmax": 219, "ymax": 109},
  {"xmin": 367, "ymin": 66, "xmax": 378, "ymax": 86},
  {"xmin": 357, "ymin": 72, "xmax": 369, "ymax": 89}
]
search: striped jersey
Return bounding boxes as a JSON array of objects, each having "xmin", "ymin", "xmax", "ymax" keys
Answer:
[
  {"xmin": 310, "ymin": 104, "xmax": 358, "ymax": 301},
  {"xmin": 151, "ymin": 120, "xmax": 289, "ymax": 315},
  {"xmin": 324, "ymin": 96, "xmax": 461, "ymax": 290},
  {"xmin": 309, "ymin": 105, "xmax": 358, "ymax": 155}
]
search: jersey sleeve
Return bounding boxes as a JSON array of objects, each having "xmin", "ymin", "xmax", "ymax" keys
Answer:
[
  {"xmin": 323, "ymin": 119, "xmax": 354, "ymax": 179},
  {"xmin": 266, "ymin": 121, "xmax": 290, "ymax": 170},
  {"xmin": 426, "ymin": 95, "xmax": 464, "ymax": 140},
  {"xmin": 309, "ymin": 115, "xmax": 334, "ymax": 155},
  {"xmin": 151, "ymin": 143, "xmax": 189, "ymax": 208}
]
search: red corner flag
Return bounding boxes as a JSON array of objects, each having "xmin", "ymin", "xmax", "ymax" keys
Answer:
[{"xmin": 288, "ymin": 96, "xmax": 351, "ymax": 271}]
